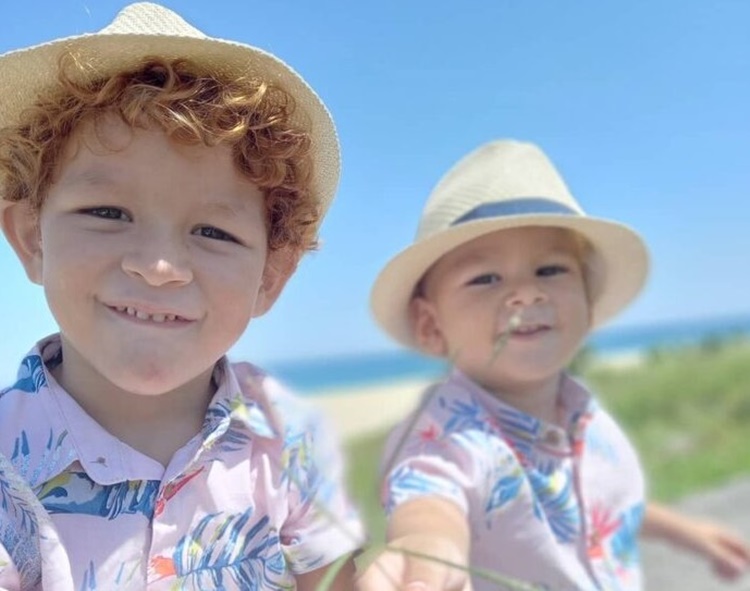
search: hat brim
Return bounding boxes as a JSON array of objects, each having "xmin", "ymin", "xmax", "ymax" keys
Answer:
[
  {"xmin": 0, "ymin": 33, "xmax": 339, "ymax": 213},
  {"xmin": 370, "ymin": 214, "xmax": 649, "ymax": 349}
]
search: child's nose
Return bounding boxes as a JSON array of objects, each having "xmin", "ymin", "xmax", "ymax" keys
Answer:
[
  {"xmin": 121, "ymin": 235, "xmax": 193, "ymax": 286},
  {"xmin": 505, "ymin": 281, "xmax": 546, "ymax": 308}
]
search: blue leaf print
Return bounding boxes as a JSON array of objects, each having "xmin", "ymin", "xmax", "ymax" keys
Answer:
[
  {"xmin": 0, "ymin": 475, "xmax": 38, "ymax": 537},
  {"xmin": 160, "ymin": 509, "xmax": 292, "ymax": 590},
  {"xmin": 216, "ymin": 424, "xmax": 253, "ymax": 454},
  {"xmin": 527, "ymin": 469, "xmax": 580, "ymax": 543},
  {"xmin": 1, "ymin": 354, "xmax": 47, "ymax": 396},
  {"xmin": 610, "ymin": 503, "xmax": 644, "ymax": 567},
  {"xmin": 0, "ymin": 454, "xmax": 43, "ymax": 589},
  {"xmin": 201, "ymin": 396, "xmax": 256, "ymax": 454},
  {"xmin": 10, "ymin": 431, "xmax": 31, "ymax": 477},
  {"xmin": 444, "ymin": 398, "xmax": 488, "ymax": 433},
  {"xmin": 0, "ymin": 519, "xmax": 42, "ymax": 591},
  {"xmin": 386, "ymin": 464, "xmax": 463, "ymax": 514},
  {"xmin": 80, "ymin": 561, "xmax": 97, "ymax": 591},
  {"xmin": 281, "ymin": 429, "xmax": 320, "ymax": 503},
  {"xmin": 7, "ymin": 429, "xmax": 72, "ymax": 487},
  {"xmin": 40, "ymin": 473, "xmax": 159, "ymax": 520},
  {"xmin": 485, "ymin": 473, "xmax": 523, "ymax": 513}
]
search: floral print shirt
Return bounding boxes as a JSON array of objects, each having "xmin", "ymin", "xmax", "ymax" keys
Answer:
[
  {"xmin": 0, "ymin": 334, "xmax": 363, "ymax": 590},
  {"xmin": 382, "ymin": 369, "xmax": 645, "ymax": 591}
]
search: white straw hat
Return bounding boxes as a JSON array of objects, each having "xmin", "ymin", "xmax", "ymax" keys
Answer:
[
  {"xmin": 0, "ymin": 2, "xmax": 340, "ymax": 216},
  {"xmin": 371, "ymin": 139, "xmax": 650, "ymax": 348}
]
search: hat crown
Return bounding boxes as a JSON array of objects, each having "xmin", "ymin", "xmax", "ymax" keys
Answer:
[
  {"xmin": 417, "ymin": 140, "xmax": 584, "ymax": 240},
  {"xmin": 100, "ymin": 3, "xmax": 206, "ymax": 38},
  {"xmin": 371, "ymin": 138, "xmax": 649, "ymax": 349},
  {"xmin": 0, "ymin": 2, "xmax": 341, "ymax": 223}
]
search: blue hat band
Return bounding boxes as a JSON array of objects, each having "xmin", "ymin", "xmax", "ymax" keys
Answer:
[{"xmin": 452, "ymin": 198, "xmax": 580, "ymax": 226}]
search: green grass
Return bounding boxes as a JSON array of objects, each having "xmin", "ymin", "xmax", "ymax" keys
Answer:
[
  {"xmin": 345, "ymin": 338, "xmax": 750, "ymax": 539},
  {"xmin": 346, "ymin": 429, "xmax": 388, "ymax": 544},
  {"xmin": 586, "ymin": 338, "xmax": 750, "ymax": 500}
]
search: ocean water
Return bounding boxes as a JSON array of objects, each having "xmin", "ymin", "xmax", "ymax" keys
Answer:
[{"xmin": 265, "ymin": 313, "xmax": 750, "ymax": 393}]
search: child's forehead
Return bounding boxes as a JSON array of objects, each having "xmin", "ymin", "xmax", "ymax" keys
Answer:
[
  {"xmin": 57, "ymin": 116, "xmax": 232, "ymax": 178},
  {"xmin": 51, "ymin": 118, "xmax": 257, "ymax": 207},
  {"xmin": 441, "ymin": 226, "xmax": 579, "ymax": 267},
  {"xmin": 58, "ymin": 115, "xmax": 134, "ymax": 156},
  {"xmin": 417, "ymin": 226, "xmax": 583, "ymax": 294}
]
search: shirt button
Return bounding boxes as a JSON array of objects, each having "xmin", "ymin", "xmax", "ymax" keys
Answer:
[{"xmin": 543, "ymin": 430, "xmax": 561, "ymax": 446}]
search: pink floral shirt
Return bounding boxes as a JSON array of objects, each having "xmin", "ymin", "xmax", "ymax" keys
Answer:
[
  {"xmin": 0, "ymin": 335, "xmax": 363, "ymax": 590},
  {"xmin": 382, "ymin": 369, "xmax": 645, "ymax": 591}
]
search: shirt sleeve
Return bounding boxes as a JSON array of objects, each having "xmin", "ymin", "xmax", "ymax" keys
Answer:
[
  {"xmin": 0, "ymin": 453, "xmax": 75, "ymax": 591},
  {"xmin": 0, "ymin": 453, "xmax": 41, "ymax": 591},
  {"xmin": 278, "ymin": 403, "xmax": 364, "ymax": 575},
  {"xmin": 380, "ymin": 385, "xmax": 487, "ymax": 517}
]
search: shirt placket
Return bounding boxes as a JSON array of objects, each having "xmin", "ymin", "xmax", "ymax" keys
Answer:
[
  {"xmin": 569, "ymin": 411, "xmax": 610, "ymax": 590},
  {"xmin": 146, "ymin": 414, "xmax": 229, "ymax": 589}
]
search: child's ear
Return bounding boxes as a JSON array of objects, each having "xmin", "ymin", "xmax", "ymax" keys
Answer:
[
  {"xmin": 410, "ymin": 296, "xmax": 448, "ymax": 356},
  {"xmin": 1, "ymin": 201, "xmax": 44, "ymax": 285},
  {"xmin": 253, "ymin": 246, "xmax": 299, "ymax": 318}
]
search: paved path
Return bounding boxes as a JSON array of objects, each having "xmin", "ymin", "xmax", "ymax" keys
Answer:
[{"xmin": 642, "ymin": 477, "xmax": 750, "ymax": 590}]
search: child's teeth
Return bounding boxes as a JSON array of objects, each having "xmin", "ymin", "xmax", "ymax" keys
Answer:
[{"xmin": 117, "ymin": 306, "xmax": 181, "ymax": 322}]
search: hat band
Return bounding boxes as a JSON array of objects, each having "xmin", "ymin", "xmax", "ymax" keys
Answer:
[{"xmin": 452, "ymin": 198, "xmax": 579, "ymax": 226}]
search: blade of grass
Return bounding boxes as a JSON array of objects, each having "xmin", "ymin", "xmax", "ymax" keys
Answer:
[{"xmin": 314, "ymin": 552, "xmax": 356, "ymax": 591}]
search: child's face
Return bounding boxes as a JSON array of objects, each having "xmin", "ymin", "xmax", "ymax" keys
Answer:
[
  {"xmin": 4, "ymin": 116, "xmax": 290, "ymax": 397},
  {"xmin": 412, "ymin": 226, "xmax": 590, "ymax": 396}
]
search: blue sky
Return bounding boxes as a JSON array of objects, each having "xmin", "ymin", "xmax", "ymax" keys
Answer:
[{"xmin": 1, "ymin": 0, "xmax": 748, "ymax": 378}]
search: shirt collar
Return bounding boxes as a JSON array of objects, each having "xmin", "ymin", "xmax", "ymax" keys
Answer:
[
  {"xmin": 200, "ymin": 359, "xmax": 281, "ymax": 444},
  {"xmin": 1, "ymin": 334, "xmax": 280, "ymax": 488},
  {"xmin": 448, "ymin": 367, "xmax": 595, "ymax": 449}
]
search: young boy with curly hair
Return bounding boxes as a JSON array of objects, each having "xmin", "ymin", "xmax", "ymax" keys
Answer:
[{"xmin": 0, "ymin": 3, "xmax": 361, "ymax": 590}]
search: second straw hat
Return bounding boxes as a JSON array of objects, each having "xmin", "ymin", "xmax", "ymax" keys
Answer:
[{"xmin": 371, "ymin": 140, "xmax": 649, "ymax": 348}]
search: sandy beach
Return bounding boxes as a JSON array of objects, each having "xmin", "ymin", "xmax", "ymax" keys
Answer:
[
  {"xmin": 311, "ymin": 377, "xmax": 430, "ymax": 440},
  {"xmin": 310, "ymin": 350, "xmax": 645, "ymax": 441}
]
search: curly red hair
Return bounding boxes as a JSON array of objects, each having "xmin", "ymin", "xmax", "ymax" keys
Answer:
[{"xmin": 0, "ymin": 57, "xmax": 319, "ymax": 254}]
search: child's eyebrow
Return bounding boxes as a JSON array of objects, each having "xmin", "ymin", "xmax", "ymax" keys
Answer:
[
  {"xmin": 197, "ymin": 202, "xmax": 253, "ymax": 218},
  {"xmin": 56, "ymin": 167, "xmax": 123, "ymax": 190},
  {"xmin": 446, "ymin": 251, "xmax": 492, "ymax": 271}
]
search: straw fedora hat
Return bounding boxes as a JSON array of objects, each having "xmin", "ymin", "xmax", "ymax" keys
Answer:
[
  {"xmin": 371, "ymin": 139, "xmax": 649, "ymax": 349},
  {"xmin": 0, "ymin": 2, "xmax": 339, "ymax": 216}
]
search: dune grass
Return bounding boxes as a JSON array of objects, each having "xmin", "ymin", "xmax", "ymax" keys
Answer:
[
  {"xmin": 586, "ymin": 338, "xmax": 750, "ymax": 500},
  {"xmin": 344, "ymin": 338, "xmax": 750, "ymax": 543}
]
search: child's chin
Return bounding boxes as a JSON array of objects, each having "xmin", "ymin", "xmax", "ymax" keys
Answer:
[{"xmin": 103, "ymin": 367, "xmax": 199, "ymax": 397}]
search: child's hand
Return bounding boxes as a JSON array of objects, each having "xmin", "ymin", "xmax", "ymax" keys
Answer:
[
  {"xmin": 356, "ymin": 534, "xmax": 472, "ymax": 591},
  {"xmin": 687, "ymin": 520, "xmax": 750, "ymax": 580},
  {"xmin": 643, "ymin": 502, "xmax": 750, "ymax": 580}
]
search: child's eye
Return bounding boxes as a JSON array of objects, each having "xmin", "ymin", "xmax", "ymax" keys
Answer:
[
  {"xmin": 537, "ymin": 264, "xmax": 569, "ymax": 277},
  {"xmin": 193, "ymin": 225, "xmax": 239, "ymax": 243},
  {"xmin": 467, "ymin": 273, "xmax": 501, "ymax": 286},
  {"xmin": 82, "ymin": 206, "xmax": 131, "ymax": 221}
]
